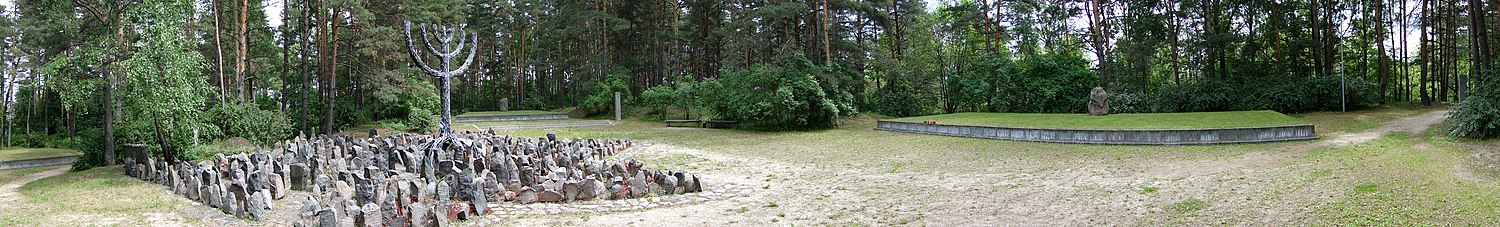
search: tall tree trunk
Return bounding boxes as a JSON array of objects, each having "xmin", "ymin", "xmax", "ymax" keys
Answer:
[
  {"xmin": 822, "ymin": 0, "xmax": 831, "ymax": 65},
  {"xmin": 237, "ymin": 0, "xmax": 249, "ymax": 102},
  {"xmin": 1420, "ymin": 0, "xmax": 1432, "ymax": 105},
  {"xmin": 1376, "ymin": 0, "xmax": 1389, "ymax": 104},
  {"xmin": 1465, "ymin": 0, "xmax": 1484, "ymax": 98},
  {"xmin": 1, "ymin": 45, "xmax": 11, "ymax": 147},
  {"xmin": 324, "ymin": 7, "xmax": 341, "ymax": 135},
  {"xmin": 214, "ymin": 0, "xmax": 226, "ymax": 105},
  {"xmin": 298, "ymin": 0, "xmax": 310, "ymax": 135}
]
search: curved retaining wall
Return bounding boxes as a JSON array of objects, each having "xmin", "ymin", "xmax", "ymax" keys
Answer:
[
  {"xmin": 454, "ymin": 113, "xmax": 569, "ymax": 123},
  {"xmin": 875, "ymin": 121, "xmax": 1316, "ymax": 145},
  {"xmin": 0, "ymin": 155, "xmax": 78, "ymax": 170}
]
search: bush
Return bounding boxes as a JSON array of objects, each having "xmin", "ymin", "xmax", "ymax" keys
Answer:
[
  {"xmin": 1449, "ymin": 68, "xmax": 1500, "ymax": 138},
  {"xmin": 1003, "ymin": 53, "xmax": 1099, "ymax": 113},
  {"xmin": 579, "ymin": 74, "xmax": 633, "ymax": 117},
  {"xmin": 1107, "ymin": 90, "xmax": 1155, "ymax": 114},
  {"xmin": 705, "ymin": 55, "xmax": 856, "ymax": 130},
  {"xmin": 871, "ymin": 82, "xmax": 928, "ymax": 117},
  {"xmin": 1155, "ymin": 76, "xmax": 1378, "ymax": 113},
  {"xmin": 70, "ymin": 128, "xmax": 105, "ymax": 171},
  {"xmin": 207, "ymin": 103, "xmax": 291, "ymax": 146},
  {"xmin": 639, "ymin": 78, "xmax": 705, "ymax": 119}
]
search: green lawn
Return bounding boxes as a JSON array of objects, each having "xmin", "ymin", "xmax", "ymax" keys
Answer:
[
  {"xmin": 455, "ymin": 110, "xmax": 565, "ymax": 117},
  {"xmin": 885, "ymin": 110, "xmax": 1310, "ymax": 130},
  {"xmin": 0, "ymin": 148, "xmax": 82, "ymax": 162},
  {"xmin": 2, "ymin": 166, "xmax": 199, "ymax": 225}
]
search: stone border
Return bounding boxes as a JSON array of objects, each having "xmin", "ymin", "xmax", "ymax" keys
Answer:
[
  {"xmin": 875, "ymin": 121, "xmax": 1317, "ymax": 145},
  {"xmin": 0, "ymin": 155, "xmax": 79, "ymax": 170},
  {"xmin": 454, "ymin": 114, "xmax": 569, "ymax": 123}
]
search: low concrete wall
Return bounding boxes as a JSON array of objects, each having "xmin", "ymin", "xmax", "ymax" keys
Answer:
[
  {"xmin": 875, "ymin": 121, "xmax": 1317, "ymax": 145},
  {"xmin": 0, "ymin": 155, "xmax": 78, "ymax": 170},
  {"xmin": 454, "ymin": 114, "xmax": 569, "ymax": 123}
]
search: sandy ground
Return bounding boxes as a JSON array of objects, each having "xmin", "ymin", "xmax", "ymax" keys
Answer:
[
  {"xmin": 0, "ymin": 110, "xmax": 1461, "ymax": 226},
  {"xmin": 491, "ymin": 110, "xmax": 1457, "ymax": 226}
]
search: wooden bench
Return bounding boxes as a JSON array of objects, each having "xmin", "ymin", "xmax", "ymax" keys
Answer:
[
  {"xmin": 702, "ymin": 120, "xmax": 740, "ymax": 129},
  {"xmin": 665, "ymin": 120, "xmax": 702, "ymax": 127}
]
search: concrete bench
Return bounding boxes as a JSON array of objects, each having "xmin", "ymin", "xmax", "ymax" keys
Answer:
[
  {"xmin": 702, "ymin": 120, "xmax": 740, "ymax": 129},
  {"xmin": 665, "ymin": 120, "xmax": 702, "ymax": 127}
]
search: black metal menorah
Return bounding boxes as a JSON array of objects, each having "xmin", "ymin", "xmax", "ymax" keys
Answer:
[{"xmin": 404, "ymin": 21, "xmax": 477, "ymax": 134}]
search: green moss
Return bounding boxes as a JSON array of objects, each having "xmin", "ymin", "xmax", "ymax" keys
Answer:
[
  {"xmin": 886, "ymin": 111, "xmax": 1308, "ymax": 130},
  {"xmin": 0, "ymin": 148, "xmax": 82, "ymax": 162}
]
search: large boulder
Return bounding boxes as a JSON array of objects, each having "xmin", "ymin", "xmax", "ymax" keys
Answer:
[{"xmin": 1088, "ymin": 87, "xmax": 1109, "ymax": 116}]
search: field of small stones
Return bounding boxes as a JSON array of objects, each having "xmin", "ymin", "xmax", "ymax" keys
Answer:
[{"xmin": 4, "ymin": 105, "xmax": 1500, "ymax": 226}]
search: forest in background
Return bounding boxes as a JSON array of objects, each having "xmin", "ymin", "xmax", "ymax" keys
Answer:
[{"xmin": 0, "ymin": 0, "xmax": 1496, "ymax": 168}]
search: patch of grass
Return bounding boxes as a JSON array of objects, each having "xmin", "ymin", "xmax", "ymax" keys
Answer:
[
  {"xmin": 1173, "ymin": 198, "xmax": 1206, "ymax": 213},
  {"xmin": 886, "ymin": 110, "xmax": 1308, "ymax": 130},
  {"xmin": 0, "ymin": 166, "xmax": 58, "ymax": 185},
  {"xmin": 2, "ymin": 165, "xmax": 196, "ymax": 226},
  {"xmin": 766, "ymin": 201, "xmax": 779, "ymax": 207},
  {"xmin": 1353, "ymin": 183, "xmax": 1378, "ymax": 193},
  {"xmin": 1310, "ymin": 134, "xmax": 1500, "ymax": 225},
  {"xmin": 0, "ymin": 148, "xmax": 82, "ymax": 162},
  {"xmin": 1141, "ymin": 186, "xmax": 1159, "ymax": 194}
]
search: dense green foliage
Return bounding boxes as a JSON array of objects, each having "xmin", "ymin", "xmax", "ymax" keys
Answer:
[
  {"xmin": 1155, "ymin": 77, "xmax": 1380, "ymax": 113},
  {"xmin": 578, "ymin": 74, "xmax": 633, "ymax": 117},
  {"xmin": 704, "ymin": 56, "xmax": 857, "ymax": 129},
  {"xmin": 1448, "ymin": 68, "xmax": 1500, "ymax": 138},
  {"xmin": 639, "ymin": 77, "xmax": 705, "ymax": 119},
  {"xmin": 207, "ymin": 103, "xmax": 291, "ymax": 146}
]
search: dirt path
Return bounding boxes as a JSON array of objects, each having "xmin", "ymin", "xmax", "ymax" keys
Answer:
[
  {"xmin": 1143, "ymin": 110, "xmax": 1451, "ymax": 179},
  {"xmin": 0, "ymin": 166, "xmax": 68, "ymax": 210}
]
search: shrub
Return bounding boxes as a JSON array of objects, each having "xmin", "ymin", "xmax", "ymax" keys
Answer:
[
  {"xmin": 705, "ymin": 55, "xmax": 856, "ymax": 130},
  {"xmin": 1449, "ymin": 68, "xmax": 1500, "ymax": 138},
  {"xmin": 1107, "ymin": 90, "xmax": 1154, "ymax": 114},
  {"xmin": 639, "ymin": 78, "xmax": 704, "ymax": 119},
  {"xmin": 207, "ymin": 103, "xmax": 291, "ymax": 146},
  {"xmin": 579, "ymin": 74, "xmax": 633, "ymax": 117},
  {"xmin": 1154, "ymin": 76, "xmax": 1377, "ymax": 113},
  {"xmin": 1003, "ymin": 53, "xmax": 1099, "ymax": 113},
  {"xmin": 871, "ymin": 82, "xmax": 928, "ymax": 117},
  {"xmin": 69, "ymin": 128, "xmax": 105, "ymax": 171}
]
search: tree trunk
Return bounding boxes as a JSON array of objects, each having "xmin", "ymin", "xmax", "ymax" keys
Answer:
[
  {"xmin": 324, "ymin": 7, "xmax": 341, "ymax": 135},
  {"xmin": 237, "ymin": 0, "xmax": 249, "ymax": 102},
  {"xmin": 299, "ymin": 0, "xmax": 310, "ymax": 135},
  {"xmin": 1376, "ymin": 0, "xmax": 1388, "ymax": 104},
  {"xmin": 1420, "ymin": 0, "xmax": 1432, "ymax": 106},
  {"xmin": 214, "ymin": 0, "xmax": 226, "ymax": 105},
  {"xmin": 1, "ymin": 47, "xmax": 11, "ymax": 147}
]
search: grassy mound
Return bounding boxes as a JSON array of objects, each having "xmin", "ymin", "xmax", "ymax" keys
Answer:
[
  {"xmin": 455, "ymin": 110, "xmax": 565, "ymax": 117},
  {"xmin": 887, "ymin": 110, "xmax": 1309, "ymax": 130},
  {"xmin": 0, "ymin": 148, "xmax": 82, "ymax": 162}
]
